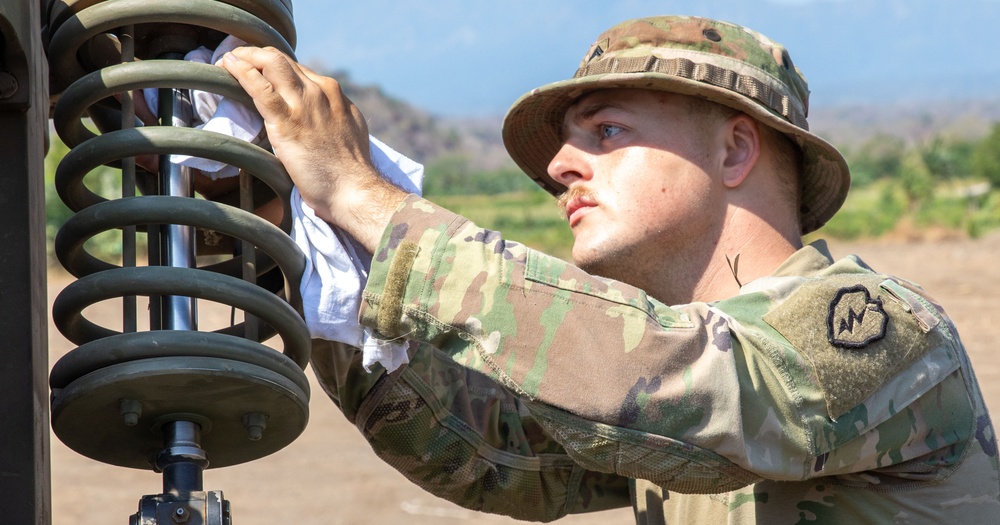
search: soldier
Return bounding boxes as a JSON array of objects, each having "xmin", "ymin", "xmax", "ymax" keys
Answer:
[{"xmin": 222, "ymin": 15, "xmax": 1000, "ymax": 523}]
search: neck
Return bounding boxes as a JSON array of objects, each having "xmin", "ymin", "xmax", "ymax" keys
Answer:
[
  {"xmin": 691, "ymin": 207, "xmax": 801, "ymax": 303},
  {"xmin": 632, "ymin": 208, "xmax": 800, "ymax": 306}
]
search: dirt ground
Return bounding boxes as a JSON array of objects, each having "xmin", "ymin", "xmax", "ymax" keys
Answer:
[{"xmin": 47, "ymin": 232, "xmax": 1000, "ymax": 524}]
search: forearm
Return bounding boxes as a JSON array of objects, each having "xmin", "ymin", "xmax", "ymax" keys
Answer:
[
  {"xmin": 310, "ymin": 338, "xmax": 632, "ymax": 520},
  {"xmin": 303, "ymin": 173, "xmax": 408, "ymax": 255}
]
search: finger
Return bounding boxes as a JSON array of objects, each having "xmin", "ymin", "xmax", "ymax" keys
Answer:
[
  {"xmin": 296, "ymin": 66, "xmax": 350, "ymax": 113},
  {"xmin": 296, "ymin": 62, "xmax": 328, "ymax": 84},
  {"xmin": 133, "ymin": 89, "xmax": 157, "ymax": 125},
  {"xmin": 221, "ymin": 50, "xmax": 290, "ymax": 122},
  {"xmin": 228, "ymin": 46, "xmax": 306, "ymax": 102},
  {"xmin": 296, "ymin": 63, "xmax": 351, "ymax": 101}
]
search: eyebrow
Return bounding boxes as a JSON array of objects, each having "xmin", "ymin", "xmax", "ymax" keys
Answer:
[
  {"xmin": 560, "ymin": 99, "xmax": 630, "ymax": 140},
  {"xmin": 571, "ymin": 100, "xmax": 626, "ymax": 124}
]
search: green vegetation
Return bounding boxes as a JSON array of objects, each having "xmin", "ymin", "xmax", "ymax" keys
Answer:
[
  {"xmin": 423, "ymin": 154, "xmax": 539, "ymax": 195},
  {"xmin": 432, "ymin": 190, "xmax": 575, "ymax": 260},
  {"xmin": 44, "ymin": 123, "xmax": 1000, "ymax": 267},
  {"xmin": 816, "ymin": 128, "xmax": 999, "ymax": 240},
  {"xmin": 971, "ymin": 123, "xmax": 1000, "ymax": 189}
]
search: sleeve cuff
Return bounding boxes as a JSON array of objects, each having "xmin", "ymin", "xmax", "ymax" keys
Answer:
[{"xmin": 359, "ymin": 194, "xmax": 467, "ymax": 338}]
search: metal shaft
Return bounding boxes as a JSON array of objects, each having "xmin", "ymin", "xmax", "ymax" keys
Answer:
[
  {"xmin": 156, "ymin": 66, "xmax": 197, "ymax": 332},
  {"xmin": 158, "ymin": 420, "xmax": 208, "ymax": 495}
]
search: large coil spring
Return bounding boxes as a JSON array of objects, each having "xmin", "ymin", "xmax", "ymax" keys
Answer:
[{"xmin": 45, "ymin": 0, "xmax": 311, "ymax": 470}]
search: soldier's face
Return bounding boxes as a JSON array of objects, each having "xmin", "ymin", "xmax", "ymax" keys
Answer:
[{"xmin": 548, "ymin": 89, "xmax": 727, "ymax": 283}]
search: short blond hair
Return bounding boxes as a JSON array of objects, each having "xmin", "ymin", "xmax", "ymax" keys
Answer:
[{"xmin": 685, "ymin": 96, "xmax": 802, "ymax": 220}]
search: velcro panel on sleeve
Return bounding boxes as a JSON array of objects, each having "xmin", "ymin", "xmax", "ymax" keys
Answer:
[
  {"xmin": 377, "ymin": 241, "xmax": 420, "ymax": 338},
  {"xmin": 762, "ymin": 275, "xmax": 944, "ymax": 420}
]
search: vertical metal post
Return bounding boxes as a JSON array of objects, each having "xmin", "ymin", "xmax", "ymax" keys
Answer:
[
  {"xmin": 121, "ymin": 24, "xmax": 138, "ymax": 333},
  {"xmin": 0, "ymin": 0, "xmax": 51, "ymax": 523},
  {"xmin": 156, "ymin": 62, "xmax": 197, "ymax": 332}
]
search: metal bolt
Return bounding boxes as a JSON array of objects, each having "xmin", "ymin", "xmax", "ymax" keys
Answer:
[
  {"xmin": 120, "ymin": 399, "xmax": 143, "ymax": 427},
  {"xmin": 171, "ymin": 507, "xmax": 189, "ymax": 523},
  {"xmin": 242, "ymin": 412, "xmax": 268, "ymax": 441},
  {"xmin": 0, "ymin": 72, "xmax": 16, "ymax": 99}
]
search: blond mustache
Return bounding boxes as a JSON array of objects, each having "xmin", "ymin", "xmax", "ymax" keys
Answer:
[{"xmin": 556, "ymin": 186, "xmax": 596, "ymax": 216}]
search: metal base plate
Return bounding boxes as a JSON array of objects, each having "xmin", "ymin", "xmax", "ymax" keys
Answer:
[{"xmin": 51, "ymin": 356, "xmax": 309, "ymax": 469}]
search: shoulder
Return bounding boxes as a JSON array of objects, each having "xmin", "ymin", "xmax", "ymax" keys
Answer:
[{"xmin": 758, "ymin": 255, "xmax": 957, "ymax": 421}]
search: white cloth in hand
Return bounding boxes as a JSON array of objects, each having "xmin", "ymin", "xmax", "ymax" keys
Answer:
[{"xmin": 291, "ymin": 136, "xmax": 424, "ymax": 373}]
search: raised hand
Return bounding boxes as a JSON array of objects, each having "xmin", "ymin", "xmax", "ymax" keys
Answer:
[{"xmin": 221, "ymin": 46, "xmax": 407, "ymax": 253}]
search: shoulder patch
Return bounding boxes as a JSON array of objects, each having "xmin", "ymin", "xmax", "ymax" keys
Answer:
[
  {"xmin": 827, "ymin": 285, "xmax": 888, "ymax": 349},
  {"xmin": 762, "ymin": 274, "xmax": 944, "ymax": 420}
]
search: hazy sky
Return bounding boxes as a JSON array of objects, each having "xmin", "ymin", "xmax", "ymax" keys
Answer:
[{"xmin": 287, "ymin": 0, "xmax": 1000, "ymax": 116}]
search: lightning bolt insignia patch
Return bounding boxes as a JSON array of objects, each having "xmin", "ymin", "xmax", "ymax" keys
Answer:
[{"xmin": 827, "ymin": 285, "xmax": 889, "ymax": 349}]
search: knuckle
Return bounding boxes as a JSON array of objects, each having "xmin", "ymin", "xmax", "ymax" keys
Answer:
[{"xmin": 320, "ymin": 77, "xmax": 342, "ymax": 92}]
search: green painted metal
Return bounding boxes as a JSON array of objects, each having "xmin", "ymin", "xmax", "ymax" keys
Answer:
[
  {"xmin": 53, "ymin": 61, "xmax": 255, "ymax": 147},
  {"xmin": 50, "ymin": 355, "xmax": 310, "ymax": 469},
  {"xmin": 49, "ymin": 330, "xmax": 311, "ymax": 395},
  {"xmin": 41, "ymin": 0, "xmax": 315, "ymax": 516},
  {"xmin": 52, "ymin": 265, "xmax": 311, "ymax": 368},
  {"xmin": 0, "ymin": 0, "xmax": 50, "ymax": 523},
  {"xmin": 47, "ymin": 0, "xmax": 296, "ymax": 93}
]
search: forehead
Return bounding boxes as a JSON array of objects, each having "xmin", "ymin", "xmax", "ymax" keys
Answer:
[{"xmin": 563, "ymin": 89, "xmax": 687, "ymax": 122}]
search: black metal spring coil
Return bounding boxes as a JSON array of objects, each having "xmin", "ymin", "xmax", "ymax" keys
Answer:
[{"xmin": 44, "ymin": 0, "xmax": 312, "ymax": 470}]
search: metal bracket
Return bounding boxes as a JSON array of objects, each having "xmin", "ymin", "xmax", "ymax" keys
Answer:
[
  {"xmin": 130, "ymin": 491, "xmax": 231, "ymax": 525},
  {"xmin": 0, "ymin": 3, "xmax": 33, "ymax": 109}
]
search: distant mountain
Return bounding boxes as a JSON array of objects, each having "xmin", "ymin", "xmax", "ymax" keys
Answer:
[
  {"xmin": 811, "ymin": 97, "xmax": 1000, "ymax": 150},
  {"xmin": 329, "ymin": 70, "xmax": 459, "ymax": 161},
  {"xmin": 330, "ymin": 68, "xmax": 1000, "ymax": 171}
]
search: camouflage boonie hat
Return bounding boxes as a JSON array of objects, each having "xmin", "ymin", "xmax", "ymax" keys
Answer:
[{"xmin": 502, "ymin": 15, "xmax": 851, "ymax": 234}]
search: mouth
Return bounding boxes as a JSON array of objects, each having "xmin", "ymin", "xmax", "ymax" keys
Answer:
[{"xmin": 563, "ymin": 194, "xmax": 598, "ymax": 228}]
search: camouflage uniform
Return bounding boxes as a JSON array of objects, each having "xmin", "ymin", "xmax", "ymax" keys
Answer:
[
  {"xmin": 310, "ymin": 15, "xmax": 1000, "ymax": 524},
  {"xmin": 307, "ymin": 196, "xmax": 1000, "ymax": 523}
]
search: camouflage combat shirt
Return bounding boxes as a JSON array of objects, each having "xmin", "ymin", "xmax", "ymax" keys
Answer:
[{"xmin": 310, "ymin": 195, "xmax": 1000, "ymax": 523}]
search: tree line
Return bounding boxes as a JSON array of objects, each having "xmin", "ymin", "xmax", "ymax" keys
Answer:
[
  {"xmin": 43, "ymin": 122, "xmax": 1000, "ymax": 266},
  {"xmin": 817, "ymin": 123, "xmax": 1000, "ymax": 239}
]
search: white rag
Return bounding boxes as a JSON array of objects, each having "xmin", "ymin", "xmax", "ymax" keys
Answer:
[
  {"xmin": 291, "ymin": 138, "xmax": 423, "ymax": 373},
  {"xmin": 144, "ymin": 36, "xmax": 264, "ymax": 179},
  {"xmin": 145, "ymin": 36, "xmax": 423, "ymax": 372}
]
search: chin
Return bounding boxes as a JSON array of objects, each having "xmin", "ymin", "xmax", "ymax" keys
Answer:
[
  {"xmin": 574, "ymin": 249, "xmax": 627, "ymax": 282},
  {"xmin": 572, "ymin": 236, "xmax": 649, "ymax": 284}
]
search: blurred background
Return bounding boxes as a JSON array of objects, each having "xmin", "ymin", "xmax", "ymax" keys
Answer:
[
  {"xmin": 45, "ymin": 1, "xmax": 1000, "ymax": 523},
  {"xmin": 46, "ymin": 0, "xmax": 1000, "ymax": 261}
]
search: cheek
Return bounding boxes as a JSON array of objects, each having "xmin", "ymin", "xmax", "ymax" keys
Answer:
[{"xmin": 616, "ymin": 150, "xmax": 707, "ymax": 204}]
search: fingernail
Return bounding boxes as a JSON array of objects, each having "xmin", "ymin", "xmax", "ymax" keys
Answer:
[{"xmin": 223, "ymin": 52, "xmax": 241, "ymax": 63}]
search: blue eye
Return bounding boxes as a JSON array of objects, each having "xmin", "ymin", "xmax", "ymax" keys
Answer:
[{"xmin": 600, "ymin": 124, "xmax": 623, "ymax": 139}]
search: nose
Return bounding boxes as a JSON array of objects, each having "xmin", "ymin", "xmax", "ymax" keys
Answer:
[{"xmin": 547, "ymin": 142, "xmax": 593, "ymax": 188}]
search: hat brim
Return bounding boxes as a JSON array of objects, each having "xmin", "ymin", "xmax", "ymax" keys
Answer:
[{"xmin": 502, "ymin": 72, "xmax": 851, "ymax": 235}]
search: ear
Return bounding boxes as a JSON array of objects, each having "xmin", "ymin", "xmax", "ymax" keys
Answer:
[{"xmin": 720, "ymin": 114, "xmax": 761, "ymax": 189}]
